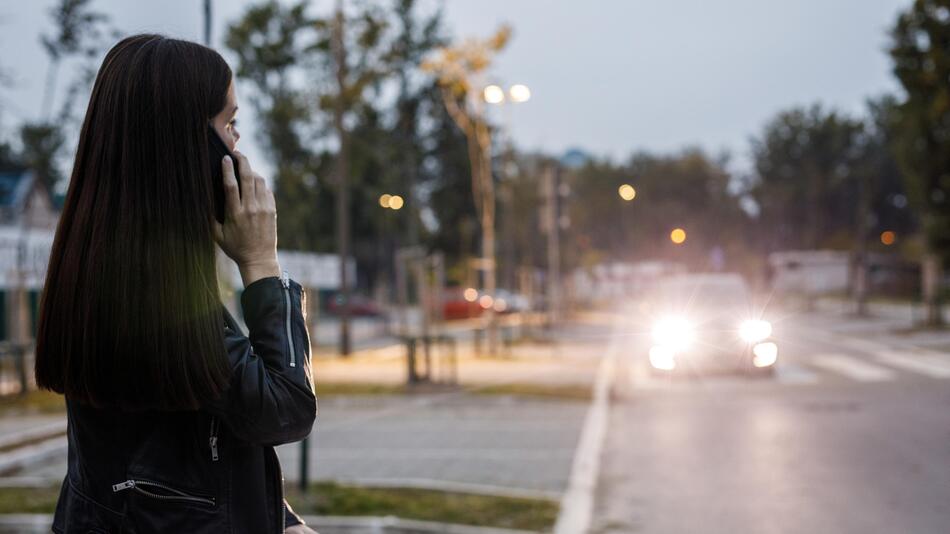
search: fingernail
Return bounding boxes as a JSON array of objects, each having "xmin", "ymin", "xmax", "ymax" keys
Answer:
[{"xmin": 223, "ymin": 155, "xmax": 231, "ymax": 164}]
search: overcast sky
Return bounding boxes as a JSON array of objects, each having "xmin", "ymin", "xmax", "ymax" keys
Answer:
[{"xmin": 0, "ymin": 0, "xmax": 911, "ymax": 182}]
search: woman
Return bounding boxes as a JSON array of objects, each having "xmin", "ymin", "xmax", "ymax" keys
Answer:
[{"xmin": 34, "ymin": 34, "xmax": 318, "ymax": 533}]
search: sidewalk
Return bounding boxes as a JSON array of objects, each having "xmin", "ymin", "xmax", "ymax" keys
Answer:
[
  {"xmin": 0, "ymin": 315, "xmax": 614, "ymax": 501},
  {"xmin": 813, "ymin": 298, "xmax": 950, "ymax": 351}
]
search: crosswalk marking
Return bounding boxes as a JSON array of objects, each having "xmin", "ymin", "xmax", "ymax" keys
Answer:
[
  {"xmin": 874, "ymin": 351, "xmax": 950, "ymax": 379},
  {"xmin": 808, "ymin": 353, "xmax": 897, "ymax": 382},
  {"xmin": 622, "ymin": 347, "xmax": 950, "ymax": 393}
]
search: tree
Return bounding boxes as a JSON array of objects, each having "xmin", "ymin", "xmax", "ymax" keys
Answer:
[
  {"xmin": 29, "ymin": 0, "xmax": 115, "ymax": 194},
  {"xmin": 422, "ymin": 25, "xmax": 511, "ymax": 353},
  {"xmin": 555, "ymin": 148, "xmax": 755, "ymax": 289},
  {"xmin": 226, "ymin": 0, "xmax": 456, "ymax": 353},
  {"xmin": 851, "ymin": 96, "xmax": 918, "ymax": 315},
  {"xmin": 747, "ymin": 105, "xmax": 864, "ymax": 252},
  {"xmin": 226, "ymin": 1, "xmax": 328, "ymax": 252},
  {"xmin": 889, "ymin": 0, "xmax": 950, "ymax": 324}
]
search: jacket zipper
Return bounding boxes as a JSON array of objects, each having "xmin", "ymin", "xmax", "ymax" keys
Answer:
[
  {"xmin": 209, "ymin": 416, "xmax": 219, "ymax": 462},
  {"xmin": 112, "ymin": 479, "xmax": 215, "ymax": 507},
  {"xmin": 281, "ymin": 270, "xmax": 296, "ymax": 368}
]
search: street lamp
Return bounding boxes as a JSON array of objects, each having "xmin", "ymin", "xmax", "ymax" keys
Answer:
[
  {"xmin": 670, "ymin": 228, "xmax": 687, "ymax": 245},
  {"xmin": 880, "ymin": 230, "xmax": 896, "ymax": 246},
  {"xmin": 483, "ymin": 83, "xmax": 531, "ymax": 106},
  {"xmin": 483, "ymin": 85, "xmax": 505, "ymax": 104},
  {"xmin": 618, "ymin": 184, "xmax": 636, "ymax": 201},
  {"xmin": 378, "ymin": 193, "xmax": 404, "ymax": 210},
  {"xmin": 509, "ymin": 84, "xmax": 531, "ymax": 103}
]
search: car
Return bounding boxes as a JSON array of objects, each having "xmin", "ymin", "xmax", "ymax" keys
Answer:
[
  {"xmin": 643, "ymin": 273, "xmax": 777, "ymax": 376},
  {"xmin": 327, "ymin": 294, "xmax": 383, "ymax": 317},
  {"xmin": 442, "ymin": 286, "xmax": 484, "ymax": 320}
]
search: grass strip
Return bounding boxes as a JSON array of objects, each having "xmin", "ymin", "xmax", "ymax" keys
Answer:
[
  {"xmin": 286, "ymin": 482, "xmax": 558, "ymax": 532},
  {"xmin": 0, "ymin": 486, "xmax": 60, "ymax": 514},
  {"xmin": 314, "ymin": 381, "xmax": 591, "ymax": 401},
  {"xmin": 0, "ymin": 390, "xmax": 65, "ymax": 417}
]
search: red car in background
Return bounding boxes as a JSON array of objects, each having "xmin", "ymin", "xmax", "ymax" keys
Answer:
[
  {"xmin": 327, "ymin": 294, "xmax": 383, "ymax": 317},
  {"xmin": 441, "ymin": 286, "xmax": 484, "ymax": 320}
]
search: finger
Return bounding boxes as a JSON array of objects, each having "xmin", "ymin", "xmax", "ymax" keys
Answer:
[
  {"xmin": 254, "ymin": 175, "xmax": 268, "ymax": 207},
  {"xmin": 221, "ymin": 156, "xmax": 241, "ymax": 216},
  {"xmin": 232, "ymin": 150, "xmax": 254, "ymax": 207},
  {"xmin": 264, "ymin": 186, "xmax": 276, "ymax": 212}
]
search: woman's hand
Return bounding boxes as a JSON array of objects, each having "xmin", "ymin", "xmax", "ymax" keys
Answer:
[
  {"xmin": 285, "ymin": 524, "xmax": 319, "ymax": 534},
  {"xmin": 212, "ymin": 150, "xmax": 281, "ymax": 286}
]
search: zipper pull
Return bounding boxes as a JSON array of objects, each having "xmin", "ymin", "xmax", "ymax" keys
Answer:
[
  {"xmin": 280, "ymin": 270, "xmax": 290, "ymax": 289},
  {"xmin": 209, "ymin": 416, "xmax": 220, "ymax": 462},
  {"xmin": 112, "ymin": 480, "xmax": 135, "ymax": 492}
]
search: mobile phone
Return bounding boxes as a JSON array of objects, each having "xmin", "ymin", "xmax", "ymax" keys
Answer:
[{"xmin": 207, "ymin": 124, "xmax": 240, "ymax": 223}]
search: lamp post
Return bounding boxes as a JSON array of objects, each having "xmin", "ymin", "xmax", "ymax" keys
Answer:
[{"xmin": 484, "ymin": 83, "xmax": 530, "ymax": 327}]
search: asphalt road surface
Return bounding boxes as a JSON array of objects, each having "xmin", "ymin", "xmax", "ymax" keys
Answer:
[{"xmin": 591, "ymin": 305, "xmax": 950, "ymax": 534}]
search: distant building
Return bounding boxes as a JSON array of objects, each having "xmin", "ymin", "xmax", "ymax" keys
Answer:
[
  {"xmin": 0, "ymin": 168, "xmax": 61, "ymax": 342},
  {"xmin": 768, "ymin": 250, "xmax": 850, "ymax": 295},
  {"xmin": 559, "ymin": 147, "xmax": 591, "ymax": 170},
  {"xmin": 0, "ymin": 169, "xmax": 60, "ymax": 229}
]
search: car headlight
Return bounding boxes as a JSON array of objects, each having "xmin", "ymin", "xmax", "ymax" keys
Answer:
[
  {"xmin": 653, "ymin": 317, "xmax": 694, "ymax": 350},
  {"xmin": 739, "ymin": 319, "xmax": 772, "ymax": 343}
]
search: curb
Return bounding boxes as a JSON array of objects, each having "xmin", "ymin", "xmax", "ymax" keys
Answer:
[
  {"xmin": 0, "ymin": 420, "xmax": 66, "ymax": 451},
  {"xmin": 0, "ymin": 436, "xmax": 67, "ymax": 476},
  {"xmin": 0, "ymin": 514, "xmax": 539, "ymax": 534}
]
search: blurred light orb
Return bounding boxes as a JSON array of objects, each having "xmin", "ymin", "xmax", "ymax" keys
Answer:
[
  {"xmin": 670, "ymin": 228, "xmax": 687, "ymax": 244},
  {"xmin": 752, "ymin": 342, "xmax": 778, "ymax": 367},
  {"xmin": 379, "ymin": 194, "xmax": 391, "ymax": 208},
  {"xmin": 463, "ymin": 287, "xmax": 479, "ymax": 302},
  {"xmin": 493, "ymin": 298, "xmax": 508, "ymax": 312},
  {"xmin": 479, "ymin": 295, "xmax": 494, "ymax": 309},
  {"xmin": 389, "ymin": 195, "xmax": 404, "ymax": 210},
  {"xmin": 880, "ymin": 230, "xmax": 896, "ymax": 246},
  {"xmin": 509, "ymin": 84, "xmax": 531, "ymax": 103},
  {"xmin": 739, "ymin": 320, "xmax": 772, "ymax": 343},
  {"xmin": 483, "ymin": 85, "xmax": 505, "ymax": 104},
  {"xmin": 652, "ymin": 316, "xmax": 694, "ymax": 350},
  {"xmin": 618, "ymin": 184, "xmax": 636, "ymax": 201},
  {"xmin": 648, "ymin": 346, "xmax": 676, "ymax": 370}
]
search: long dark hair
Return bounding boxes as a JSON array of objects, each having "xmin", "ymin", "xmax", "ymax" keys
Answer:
[{"xmin": 35, "ymin": 34, "xmax": 233, "ymax": 410}]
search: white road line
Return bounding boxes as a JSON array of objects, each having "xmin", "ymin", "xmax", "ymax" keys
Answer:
[
  {"xmin": 553, "ymin": 312, "xmax": 618, "ymax": 534},
  {"xmin": 808, "ymin": 353, "xmax": 897, "ymax": 382},
  {"xmin": 875, "ymin": 351, "xmax": 950, "ymax": 378}
]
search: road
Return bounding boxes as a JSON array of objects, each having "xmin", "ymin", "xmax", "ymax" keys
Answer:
[{"xmin": 591, "ymin": 304, "xmax": 950, "ymax": 534}]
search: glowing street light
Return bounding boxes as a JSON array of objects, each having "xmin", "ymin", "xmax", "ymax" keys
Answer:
[
  {"xmin": 618, "ymin": 184, "xmax": 636, "ymax": 201},
  {"xmin": 483, "ymin": 85, "xmax": 505, "ymax": 104},
  {"xmin": 463, "ymin": 287, "xmax": 479, "ymax": 302},
  {"xmin": 484, "ymin": 83, "xmax": 531, "ymax": 105},
  {"xmin": 509, "ymin": 84, "xmax": 531, "ymax": 103},
  {"xmin": 379, "ymin": 193, "xmax": 404, "ymax": 210},
  {"xmin": 881, "ymin": 230, "xmax": 896, "ymax": 245},
  {"xmin": 670, "ymin": 228, "xmax": 687, "ymax": 244}
]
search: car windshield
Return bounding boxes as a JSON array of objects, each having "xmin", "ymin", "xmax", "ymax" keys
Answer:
[{"xmin": 652, "ymin": 276, "xmax": 751, "ymax": 313}]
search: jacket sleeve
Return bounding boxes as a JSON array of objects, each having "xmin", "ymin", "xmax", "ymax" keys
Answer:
[{"xmin": 206, "ymin": 275, "xmax": 317, "ymax": 446}]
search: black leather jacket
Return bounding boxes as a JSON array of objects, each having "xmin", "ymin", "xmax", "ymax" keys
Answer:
[{"xmin": 51, "ymin": 274, "xmax": 318, "ymax": 533}]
